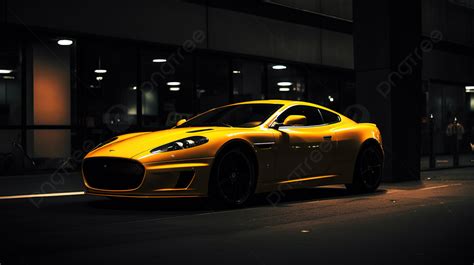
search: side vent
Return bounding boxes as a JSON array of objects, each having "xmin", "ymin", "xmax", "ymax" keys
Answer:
[{"xmin": 175, "ymin": 171, "xmax": 194, "ymax": 188}]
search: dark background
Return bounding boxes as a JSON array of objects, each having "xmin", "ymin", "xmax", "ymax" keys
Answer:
[{"xmin": 1, "ymin": 1, "xmax": 474, "ymax": 264}]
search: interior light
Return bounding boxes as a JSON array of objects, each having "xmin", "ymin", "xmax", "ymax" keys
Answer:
[
  {"xmin": 153, "ymin": 58, "xmax": 167, "ymax": 63},
  {"xmin": 169, "ymin": 87, "xmax": 180, "ymax": 91},
  {"xmin": 233, "ymin": 70, "xmax": 241, "ymax": 74},
  {"xmin": 0, "ymin": 69, "xmax": 13, "ymax": 74},
  {"xmin": 466, "ymin": 86, "xmax": 474, "ymax": 93},
  {"xmin": 3, "ymin": 76, "xmax": 15, "ymax": 80},
  {"xmin": 328, "ymin": 96, "xmax": 334, "ymax": 102},
  {"xmin": 277, "ymin": 82, "xmax": 292, "ymax": 86},
  {"xmin": 132, "ymin": 86, "xmax": 137, "ymax": 90},
  {"xmin": 272, "ymin": 65, "xmax": 287, "ymax": 70},
  {"xmin": 167, "ymin": 81, "xmax": 181, "ymax": 86},
  {"xmin": 95, "ymin": 69, "xmax": 107, "ymax": 74},
  {"xmin": 279, "ymin": 87, "xmax": 290, "ymax": 92},
  {"xmin": 57, "ymin": 39, "xmax": 73, "ymax": 46},
  {"xmin": 96, "ymin": 76, "xmax": 103, "ymax": 81}
]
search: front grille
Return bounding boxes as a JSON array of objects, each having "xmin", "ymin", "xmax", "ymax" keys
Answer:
[{"xmin": 82, "ymin": 157, "xmax": 145, "ymax": 190}]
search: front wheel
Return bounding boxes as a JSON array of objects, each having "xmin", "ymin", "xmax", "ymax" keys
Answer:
[
  {"xmin": 346, "ymin": 144, "xmax": 383, "ymax": 193},
  {"xmin": 209, "ymin": 147, "xmax": 256, "ymax": 207}
]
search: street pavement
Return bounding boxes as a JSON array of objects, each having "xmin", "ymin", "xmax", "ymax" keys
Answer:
[{"xmin": 0, "ymin": 168, "xmax": 473, "ymax": 265}]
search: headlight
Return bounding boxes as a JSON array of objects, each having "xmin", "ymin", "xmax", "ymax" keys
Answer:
[
  {"xmin": 150, "ymin": 136, "xmax": 209, "ymax": 154},
  {"xmin": 93, "ymin": 136, "xmax": 118, "ymax": 150}
]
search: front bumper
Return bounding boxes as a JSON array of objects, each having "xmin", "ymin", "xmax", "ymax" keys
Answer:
[{"xmin": 83, "ymin": 157, "xmax": 214, "ymax": 198}]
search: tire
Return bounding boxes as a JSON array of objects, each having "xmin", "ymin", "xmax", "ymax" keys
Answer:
[
  {"xmin": 346, "ymin": 144, "xmax": 383, "ymax": 193},
  {"xmin": 209, "ymin": 147, "xmax": 256, "ymax": 207}
]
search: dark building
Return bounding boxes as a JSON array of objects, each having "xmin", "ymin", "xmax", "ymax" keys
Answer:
[{"xmin": 0, "ymin": 0, "xmax": 472, "ymax": 179}]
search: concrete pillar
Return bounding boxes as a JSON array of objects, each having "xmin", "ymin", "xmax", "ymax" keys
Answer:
[{"xmin": 353, "ymin": 0, "xmax": 422, "ymax": 181}]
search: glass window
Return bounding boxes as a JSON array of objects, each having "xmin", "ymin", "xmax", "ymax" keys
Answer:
[
  {"xmin": 78, "ymin": 41, "xmax": 138, "ymax": 136},
  {"xmin": 26, "ymin": 129, "xmax": 71, "ymax": 169},
  {"xmin": 306, "ymin": 70, "xmax": 340, "ymax": 108},
  {"xmin": 0, "ymin": 130, "xmax": 21, "ymax": 154},
  {"xmin": 140, "ymin": 49, "xmax": 194, "ymax": 129},
  {"xmin": 0, "ymin": 39, "xmax": 21, "ymax": 125},
  {"xmin": 178, "ymin": 104, "xmax": 283, "ymax": 128},
  {"xmin": 0, "ymin": 130, "xmax": 24, "ymax": 174},
  {"xmin": 27, "ymin": 40, "xmax": 71, "ymax": 126},
  {"xmin": 276, "ymin": 105, "xmax": 324, "ymax": 126},
  {"xmin": 267, "ymin": 63, "xmax": 306, "ymax": 100},
  {"xmin": 231, "ymin": 59, "xmax": 264, "ymax": 102},
  {"xmin": 196, "ymin": 55, "xmax": 230, "ymax": 112},
  {"xmin": 319, "ymin": 108, "xmax": 341, "ymax": 124}
]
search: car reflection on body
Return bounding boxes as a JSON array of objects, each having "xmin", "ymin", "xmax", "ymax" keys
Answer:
[{"xmin": 82, "ymin": 100, "xmax": 383, "ymax": 206}]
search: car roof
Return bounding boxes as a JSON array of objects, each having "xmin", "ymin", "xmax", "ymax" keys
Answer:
[{"xmin": 230, "ymin": 99, "xmax": 334, "ymax": 112}]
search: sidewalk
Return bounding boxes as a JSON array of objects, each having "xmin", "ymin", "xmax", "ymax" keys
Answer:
[
  {"xmin": 420, "ymin": 153, "xmax": 474, "ymax": 170},
  {"xmin": 0, "ymin": 171, "xmax": 83, "ymax": 197},
  {"xmin": 420, "ymin": 166, "xmax": 474, "ymax": 181}
]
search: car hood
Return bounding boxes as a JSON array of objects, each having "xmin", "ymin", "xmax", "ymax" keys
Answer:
[{"xmin": 86, "ymin": 127, "xmax": 240, "ymax": 159}]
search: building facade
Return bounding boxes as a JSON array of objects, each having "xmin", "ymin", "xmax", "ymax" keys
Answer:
[{"xmin": 0, "ymin": 0, "xmax": 472, "ymax": 178}]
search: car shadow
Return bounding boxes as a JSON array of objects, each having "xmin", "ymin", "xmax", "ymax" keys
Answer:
[
  {"xmin": 249, "ymin": 186, "xmax": 387, "ymax": 207},
  {"xmin": 84, "ymin": 186, "xmax": 388, "ymax": 213}
]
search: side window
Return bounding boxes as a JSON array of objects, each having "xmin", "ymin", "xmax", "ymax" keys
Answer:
[
  {"xmin": 319, "ymin": 109, "xmax": 341, "ymax": 124},
  {"xmin": 276, "ymin": 106, "xmax": 324, "ymax": 126}
]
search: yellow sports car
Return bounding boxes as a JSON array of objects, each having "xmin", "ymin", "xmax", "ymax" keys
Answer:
[{"xmin": 82, "ymin": 100, "xmax": 383, "ymax": 206}]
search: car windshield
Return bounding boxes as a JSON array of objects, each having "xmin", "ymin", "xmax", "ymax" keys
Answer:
[{"xmin": 177, "ymin": 104, "xmax": 283, "ymax": 128}]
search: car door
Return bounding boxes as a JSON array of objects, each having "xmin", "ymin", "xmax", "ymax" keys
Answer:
[{"xmin": 273, "ymin": 106, "xmax": 336, "ymax": 183}]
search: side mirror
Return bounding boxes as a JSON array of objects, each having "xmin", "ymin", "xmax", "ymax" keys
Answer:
[
  {"xmin": 283, "ymin": 115, "xmax": 307, "ymax": 126},
  {"xmin": 176, "ymin": 119, "xmax": 187, "ymax": 127}
]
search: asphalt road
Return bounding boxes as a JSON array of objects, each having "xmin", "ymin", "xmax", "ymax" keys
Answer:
[{"xmin": 1, "ymin": 169, "xmax": 474, "ymax": 265}]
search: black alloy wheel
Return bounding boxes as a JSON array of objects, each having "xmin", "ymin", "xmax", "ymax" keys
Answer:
[
  {"xmin": 346, "ymin": 144, "xmax": 383, "ymax": 193},
  {"xmin": 210, "ymin": 147, "xmax": 256, "ymax": 207}
]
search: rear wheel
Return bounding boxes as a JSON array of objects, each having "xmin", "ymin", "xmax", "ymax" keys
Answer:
[
  {"xmin": 209, "ymin": 147, "xmax": 256, "ymax": 207},
  {"xmin": 346, "ymin": 144, "xmax": 383, "ymax": 193}
]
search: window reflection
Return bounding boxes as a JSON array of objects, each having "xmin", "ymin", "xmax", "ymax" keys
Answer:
[
  {"xmin": 140, "ymin": 49, "xmax": 194, "ymax": 129},
  {"xmin": 232, "ymin": 59, "xmax": 264, "ymax": 102},
  {"xmin": 196, "ymin": 55, "xmax": 230, "ymax": 112},
  {"xmin": 0, "ymin": 39, "xmax": 21, "ymax": 126},
  {"xmin": 267, "ymin": 64, "xmax": 306, "ymax": 100},
  {"xmin": 79, "ymin": 41, "xmax": 138, "ymax": 133},
  {"xmin": 1, "ymin": 30, "xmax": 352, "ymax": 172}
]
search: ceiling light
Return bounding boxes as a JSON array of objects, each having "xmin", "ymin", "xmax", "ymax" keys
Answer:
[
  {"xmin": 3, "ymin": 76, "xmax": 15, "ymax": 80},
  {"xmin": 233, "ymin": 70, "xmax": 241, "ymax": 74},
  {"xmin": 57, "ymin": 39, "xmax": 73, "ymax": 46},
  {"xmin": 279, "ymin": 87, "xmax": 290, "ymax": 92},
  {"xmin": 94, "ymin": 69, "xmax": 107, "ymax": 74},
  {"xmin": 153, "ymin": 58, "xmax": 167, "ymax": 63},
  {"xmin": 466, "ymin": 86, "xmax": 474, "ymax": 93},
  {"xmin": 277, "ymin": 82, "xmax": 292, "ymax": 86},
  {"xmin": 169, "ymin": 87, "xmax": 180, "ymax": 91},
  {"xmin": 328, "ymin": 96, "xmax": 334, "ymax": 102},
  {"xmin": 167, "ymin": 81, "xmax": 181, "ymax": 86},
  {"xmin": 272, "ymin": 65, "xmax": 287, "ymax": 70},
  {"xmin": 0, "ymin": 69, "xmax": 13, "ymax": 74},
  {"xmin": 132, "ymin": 86, "xmax": 137, "ymax": 90},
  {"xmin": 96, "ymin": 76, "xmax": 103, "ymax": 81}
]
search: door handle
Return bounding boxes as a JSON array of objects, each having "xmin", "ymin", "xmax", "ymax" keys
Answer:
[{"xmin": 323, "ymin": 135, "xmax": 332, "ymax": 141}]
